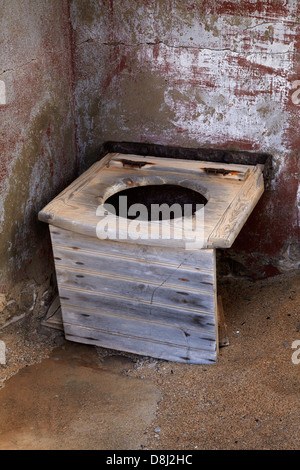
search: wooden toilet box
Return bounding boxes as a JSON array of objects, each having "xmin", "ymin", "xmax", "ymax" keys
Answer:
[{"xmin": 39, "ymin": 153, "xmax": 264, "ymax": 364}]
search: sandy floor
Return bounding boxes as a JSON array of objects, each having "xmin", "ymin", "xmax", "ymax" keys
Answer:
[
  {"xmin": 130, "ymin": 270, "xmax": 300, "ymax": 450},
  {"xmin": 0, "ymin": 270, "xmax": 299, "ymax": 450}
]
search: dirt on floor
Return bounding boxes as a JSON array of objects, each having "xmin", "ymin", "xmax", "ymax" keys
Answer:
[{"xmin": 0, "ymin": 270, "xmax": 299, "ymax": 450}]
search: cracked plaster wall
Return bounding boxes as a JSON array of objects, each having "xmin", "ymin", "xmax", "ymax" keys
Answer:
[
  {"xmin": 71, "ymin": 0, "xmax": 300, "ymax": 279},
  {"xmin": 0, "ymin": 0, "xmax": 77, "ymax": 327}
]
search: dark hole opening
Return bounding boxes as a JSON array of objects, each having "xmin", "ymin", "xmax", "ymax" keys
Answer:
[{"xmin": 104, "ymin": 184, "xmax": 207, "ymax": 221}]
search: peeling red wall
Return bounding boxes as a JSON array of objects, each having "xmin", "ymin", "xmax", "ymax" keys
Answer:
[{"xmin": 71, "ymin": 0, "xmax": 300, "ymax": 279}]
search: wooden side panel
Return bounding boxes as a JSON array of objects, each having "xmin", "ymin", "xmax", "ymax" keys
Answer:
[
  {"xmin": 64, "ymin": 324, "xmax": 217, "ymax": 364},
  {"xmin": 50, "ymin": 226, "xmax": 218, "ymax": 364},
  {"xmin": 50, "ymin": 226, "xmax": 215, "ymax": 271},
  {"xmin": 52, "ymin": 247, "xmax": 215, "ymax": 293},
  {"xmin": 63, "ymin": 308, "xmax": 216, "ymax": 351},
  {"xmin": 56, "ymin": 269, "xmax": 215, "ymax": 313},
  {"xmin": 58, "ymin": 287, "xmax": 216, "ymax": 332},
  {"xmin": 208, "ymin": 166, "xmax": 264, "ymax": 248}
]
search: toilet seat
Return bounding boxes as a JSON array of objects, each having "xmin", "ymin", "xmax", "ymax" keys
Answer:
[{"xmin": 39, "ymin": 153, "xmax": 264, "ymax": 249}]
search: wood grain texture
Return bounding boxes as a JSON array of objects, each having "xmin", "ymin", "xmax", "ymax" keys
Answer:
[
  {"xmin": 58, "ymin": 287, "xmax": 216, "ymax": 333},
  {"xmin": 56, "ymin": 268, "xmax": 216, "ymax": 314},
  {"xmin": 39, "ymin": 153, "xmax": 265, "ymax": 249},
  {"xmin": 49, "ymin": 226, "xmax": 218, "ymax": 363},
  {"xmin": 108, "ymin": 154, "xmax": 251, "ymax": 180},
  {"xmin": 64, "ymin": 324, "xmax": 217, "ymax": 364},
  {"xmin": 50, "ymin": 226, "xmax": 215, "ymax": 271},
  {"xmin": 208, "ymin": 165, "xmax": 264, "ymax": 248},
  {"xmin": 62, "ymin": 308, "xmax": 216, "ymax": 351},
  {"xmin": 52, "ymin": 247, "xmax": 215, "ymax": 293}
]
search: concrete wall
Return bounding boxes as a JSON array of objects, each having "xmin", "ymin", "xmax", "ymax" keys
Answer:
[
  {"xmin": 0, "ymin": 0, "xmax": 77, "ymax": 326},
  {"xmin": 71, "ymin": 0, "xmax": 299, "ymax": 279}
]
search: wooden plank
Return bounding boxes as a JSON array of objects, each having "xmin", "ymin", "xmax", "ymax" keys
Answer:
[
  {"xmin": 207, "ymin": 165, "xmax": 264, "ymax": 248},
  {"xmin": 63, "ymin": 323, "xmax": 217, "ymax": 364},
  {"xmin": 62, "ymin": 307, "xmax": 216, "ymax": 351},
  {"xmin": 56, "ymin": 268, "xmax": 215, "ymax": 313},
  {"xmin": 52, "ymin": 246, "xmax": 215, "ymax": 293},
  {"xmin": 109, "ymin": 154, "xmax": 251, "ymax": 180},
  {"xmin": 58, "ymin": 287, "xmax": 216, "ymax": 332},
  {"xmin": 50, "ymin": 226, "xmax": 215, "ymax": 272},
  {"xmin": 47, "ymin": 210, "xmax": 209, "ymax": 249}
]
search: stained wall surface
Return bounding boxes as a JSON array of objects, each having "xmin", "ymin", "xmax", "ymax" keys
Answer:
[
  {"xmin": 71, "ymin": 0, "xmax": 300, "ymax": 279},
  {"xmin": 0, "ymin": 0, "xmax": 77, "ymax": 325}
]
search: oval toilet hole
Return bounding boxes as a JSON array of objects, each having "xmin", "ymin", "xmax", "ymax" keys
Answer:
[{"xmin": 104, "ymin": 184, "xmax": 207, "ymax": 221}]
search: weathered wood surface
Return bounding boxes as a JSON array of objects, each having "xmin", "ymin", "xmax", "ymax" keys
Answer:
[
  {"xmin": 64, "ymin": 324, "xmax": 217, "ymax": 364},
  {"xmin": 108, "ymin": 154, "xmax": 251, "ymax": 180},
  {"xmin": 57, "ymin": 271, "xmax": 216, "ymax": 314},
  {"xmin": 58, "ymin": 289, "xmax": 217, "ymax": 334},
  {"xmin": 50, "ymin": 226, "xmax": 218, "ymax": 363},
  {"xmin": 39, "ymin": 153, "xmax": 265, "ymax": 249},
  {"xmin": 42, "ymin": 294, "xmax": 228, "ymax": 351},
  {"xmin": 62, "ymin": 308, "xmax": 216, "ymax": 352},
  {"xmin": 53, "ymin": 247, "xmax": 215, "ymax": 292},
  {"xmin": 208, "ymin": 165, "xmax": 264, "ymax": 248},
  {"xmin": 58, "ymin": 285, "xmax": 216, "ymax": 330},
  {"xmin": 50, "ymin": 226, "xmax": 215, "ymax": 270},
  {"xmin": 38, "ymin": 153, "xmax": 265, "ymax": 363},
  {"xmin": 50, "ymin": 227, "xmax": 215, "ymax": 293}
]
